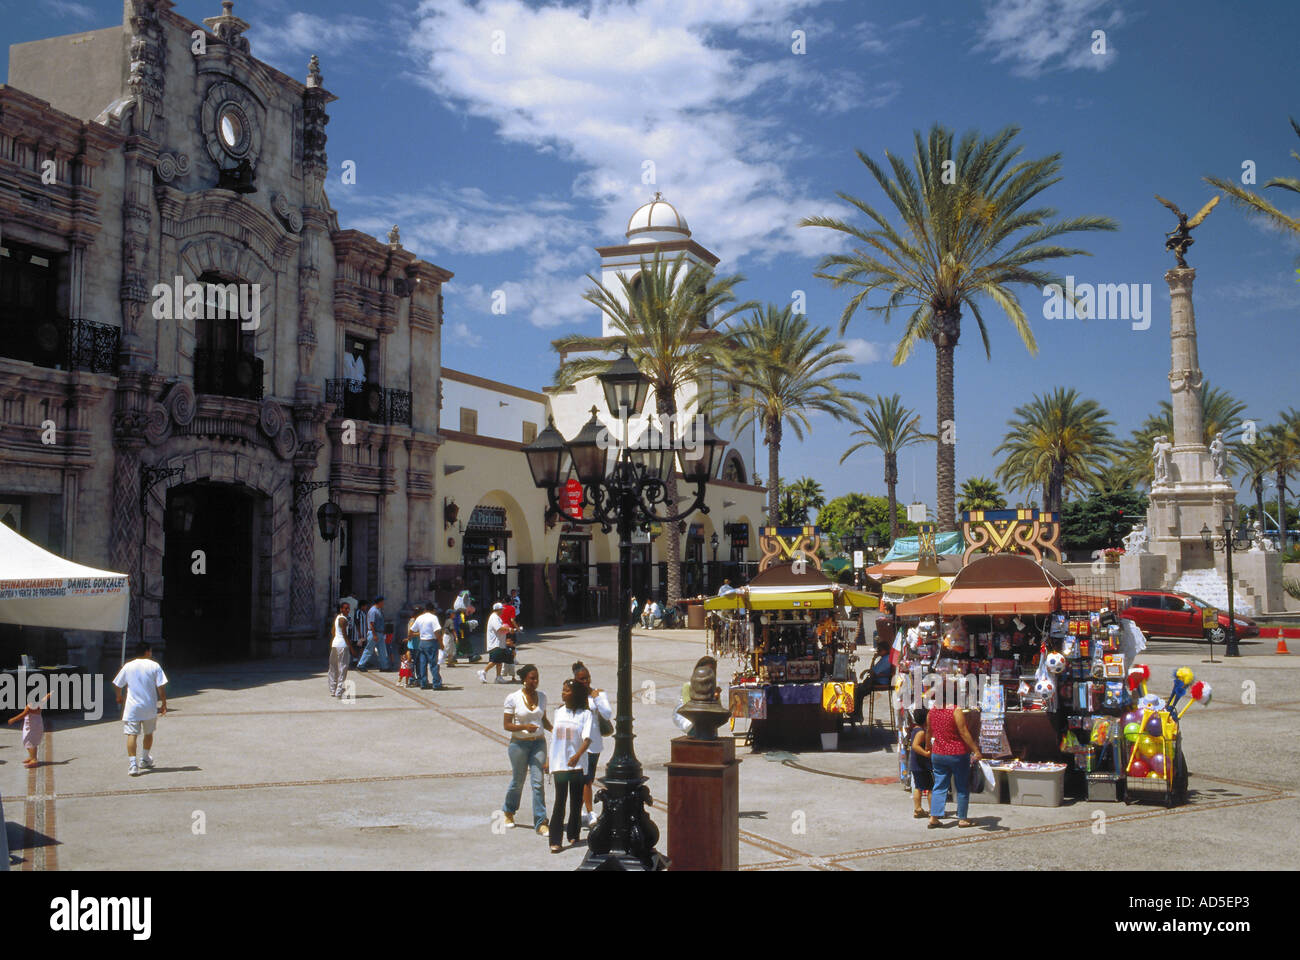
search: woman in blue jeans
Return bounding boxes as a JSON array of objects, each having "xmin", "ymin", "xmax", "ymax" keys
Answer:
[
  {"xmin": 501, "ymin": 664, "xmax": 551, "ymax": 833},
  {"xmin": 925, "ymin": 704, "xmax": 983, "ymax": 828}
]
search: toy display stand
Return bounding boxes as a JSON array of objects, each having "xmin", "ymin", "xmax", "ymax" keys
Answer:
[{"xmin": 1123, "ymin": 732, "xmax": 1189, "ymax": 808}]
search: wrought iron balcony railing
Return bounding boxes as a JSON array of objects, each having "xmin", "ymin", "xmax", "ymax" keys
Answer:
[
  {"xmin": 195, "ymin": 348, "xmax": 265, "ymax": 401},
  {"xmin": 0, "ymin": 317, "xmax": 121, "ymax": 374},
  {"xmin": 325, "ymin": 379, "xmax": 413, "ymax": 426}
]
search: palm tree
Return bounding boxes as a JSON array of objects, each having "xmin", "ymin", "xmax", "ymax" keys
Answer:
[
  {"xmin": 957, "ymin": 476, "xmax": 1007, "ymax": 513},
  {"xmin": 713, "ymin": 304, "xmax": 864, "ymax": 526},
  {"xmin": 994, "ymin": 388, "xmax": 1117, "ymax": 513},
  {"xmin": 783, "ymin": 477, "xmax": 826, "ymax": 522},
  {"xmin": 801, "ymin": 125, "xmax": 1117, "ymax": 530},
  {"xmin": 1114, "ymin": 383, "xmax": 1248, "ymax": 488},
  {"xmin": 1263, "ymin": 413, "xmax": 1300, "ymax": 547},
  {"xmin": 552, "ymin": 250, "xmax": 755, "ymax": 607},
  {"xmin": 840, "ymin": 393, "xmax": 934, "ymax": 541},
  {"xmin": 1205, "ymin": 118, "xmax": 1300, "ymax": 256}
]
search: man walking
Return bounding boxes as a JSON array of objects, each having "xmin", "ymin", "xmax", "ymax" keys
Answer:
[
  {"xmin": 112, "ymin": 641, "xmax": 169, "ymax": 777},
  {"xmin": 409, "ymin": 604, "xmax": 444, "ymax": 690},
  {"xmin": 478, "ymin": 602, "xmax": 517, "ymax": 684},
  {"xmin": 355, "ymin": 595, "xmax": 390, "ymax": 672},
  {"xmin": 328, "ymin": 600, "xmax": 354, "ymax": 699}
]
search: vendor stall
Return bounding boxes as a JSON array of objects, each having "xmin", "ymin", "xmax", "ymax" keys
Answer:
[
  {"xmin": 704, "ymin": 526, "xmax": 879, "ymax": 750},
  {"xmin": 888, "ymin": 510, "xmax": 1199, "ymax": 806}
]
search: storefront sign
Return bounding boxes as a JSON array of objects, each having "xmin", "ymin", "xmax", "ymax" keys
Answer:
[
  {"xmin": 725, "ymin": 522, "xmax": 749, "ymax": 548},
  {"xmin": 467, "ymin": 505, "xmax": 507, "ymax": 530}
]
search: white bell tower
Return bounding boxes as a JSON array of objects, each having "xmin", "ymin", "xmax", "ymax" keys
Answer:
[{"xmin": 594, "ymin": 193, "xmax": 719, "ymax": 337}]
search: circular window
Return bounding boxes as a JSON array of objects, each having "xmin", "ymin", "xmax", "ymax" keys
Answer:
[{"xmin": 216, "ymin": 103, "xmax": 249, "ymax": 156}]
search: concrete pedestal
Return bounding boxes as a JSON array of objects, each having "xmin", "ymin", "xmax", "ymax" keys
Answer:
[{"xmin": 666, "ymin": 736, "xmax": 740, "ymax": 871}]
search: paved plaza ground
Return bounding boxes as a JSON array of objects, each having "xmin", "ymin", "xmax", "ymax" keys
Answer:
[{"xmin": 4, "ymin": 625, "xmax": 1297, "ymax": 871}]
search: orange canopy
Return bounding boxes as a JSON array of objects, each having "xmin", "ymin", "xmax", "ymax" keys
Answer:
[{"xmin": 937, "ymin": 586, "xmax": 1059, "ymax": 614}]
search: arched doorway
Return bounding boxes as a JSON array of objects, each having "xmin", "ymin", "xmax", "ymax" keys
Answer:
[{"xmin": 161, "ymin": 482, "xmax": 259, "ymax": 665}]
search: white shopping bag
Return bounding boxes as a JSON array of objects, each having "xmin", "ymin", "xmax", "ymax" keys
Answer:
[{"xmin": 978, "ymin": 759, "xmax": 996, "ymax": 790}]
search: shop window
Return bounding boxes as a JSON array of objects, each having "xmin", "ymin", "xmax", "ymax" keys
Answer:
[
  {"xmin": 460, "ymin": 407, "xmax": 478, "ymax": 434},
  {"xmin": 522, "ymin": 421, "xmax": 538, "ymax": 444}
]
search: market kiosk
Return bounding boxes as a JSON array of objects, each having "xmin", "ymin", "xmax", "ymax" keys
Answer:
[
  {"xmin": 704, "ymin": 526, "xmax": 880, "ymax": 750},
  {"xmin": 890, "ymin": 510, "xmax": 1191, "ymax": 806}
]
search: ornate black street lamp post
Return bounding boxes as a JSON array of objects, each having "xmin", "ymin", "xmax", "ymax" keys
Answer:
[
  {"xmin": 522, "ymin": 354, "xmax": 724, "ymax": 870},
  {"xmin": 1200, "ymin": 516, "xmax": 1250, "ymax": 659}
]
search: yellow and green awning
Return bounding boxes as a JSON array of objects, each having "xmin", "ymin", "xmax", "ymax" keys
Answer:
[{"xmin": 703, "ymin": 584, "xmax": 879, "ymax": 612}]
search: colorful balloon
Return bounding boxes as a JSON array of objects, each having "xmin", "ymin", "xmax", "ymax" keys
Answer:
[
  {"xmin": 1129, "ymin": 759, "xmax": 1151, "ymax": 778},
  {"xmin": 1176, "ymin": 667, "xmax": 1195, "ymax": 685},
  {"xmin": 1145, "ymin": 714, "xmax": 1164, "ymax": 736},
  {"xmin": 1149, "ymin": 752, "xmax": 1167, "ymax": 777},
  {"xmin": 1124, "ymin": 710, "xmax": 1142, "ymax": 726},
  {"xmin": 1124, "ymin": 722, "xmax": 1141, "ymax": 741},
  {"xmin": 1137, "ymin": 735, "xmax": 1160, "ymax": 758}
]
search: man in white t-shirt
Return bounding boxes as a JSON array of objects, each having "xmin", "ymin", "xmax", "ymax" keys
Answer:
[
  {"xmin": 477, "ymin": 603, "xmax": 515, "ymax": 685},
  {"xmin": 408, "ymin": 603, "xmax": 444, "ymax": 690},
  {"xmin": 112, "ymin": 641, "xmax": 169, "ymax": 777}
]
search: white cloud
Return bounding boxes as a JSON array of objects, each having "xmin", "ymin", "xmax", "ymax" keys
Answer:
[
  {"xmin": 448, "ymin": 321, "xmax": 483, "ymax": 347},
  {"xmin": 839, "ymin": 338, "xmax": 885, "ymax": 365},
  {"xmin": 245, "ymin": 12, "xmax": 379, "ymax": 67},
  {"xmin": 47, "ymin": 0, "xmax": 95, "ymax": 18},
  {"xmin": 975, "ymin": 0, "xmax": 1122, "ymax": 77},
  {"xmin": 401, "ymin": 0, "xmax": 862, "ymax": 278}
]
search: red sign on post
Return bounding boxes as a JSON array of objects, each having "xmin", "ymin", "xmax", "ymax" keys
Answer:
[{"xmin": 563, "ymin": 478, "xmax": 583, "ymax": 516}]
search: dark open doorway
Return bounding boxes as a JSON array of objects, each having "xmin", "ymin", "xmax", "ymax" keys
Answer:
[{"xmin": 162, "ymin": 483, "xmax": 255, "ymax": 665}]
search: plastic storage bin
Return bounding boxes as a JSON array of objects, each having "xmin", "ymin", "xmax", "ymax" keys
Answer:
[{"xmin": 1005, "ymin": 767, "xmax": 1065, "ymax": 807}]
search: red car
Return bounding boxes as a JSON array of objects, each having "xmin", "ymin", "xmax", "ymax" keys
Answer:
[{"xmin": 1117, "ymin": 589, "xmax": 1259, "ymax": 643}]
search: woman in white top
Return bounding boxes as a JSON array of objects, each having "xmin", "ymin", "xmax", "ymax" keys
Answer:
[
  {"xmin": 502, "ymin": 664, "xmax": 551, "ymax": 833},
  {"xmin": 572, "ymin": 661, "xmax": 613, "ymax": 829},
  {"xmin": 327, "ymin": 600, "xmax": 353, "ymax": 699},
  {"xmin": 547, "ymin": 678, "xmax": 593, "ymax": 853}
]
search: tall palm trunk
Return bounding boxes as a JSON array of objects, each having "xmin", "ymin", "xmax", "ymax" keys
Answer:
[
  {"xmin": 766, "ymin": 419, "xmax": 782, "ymax": 525},
  {"xmin": 885, "ymin": 452, "xmax": 899, "ymax": 542},
  {"xmin": 661, "ymin": 396, "xmax": 682, "ymax": 606},
  {"xmin": 934, "ymin": 317, "xmax": 958, "ymax": 532},
  {"xmin": 1278, "ymin": 468, "xmax": 1288, "ymax": 547}
]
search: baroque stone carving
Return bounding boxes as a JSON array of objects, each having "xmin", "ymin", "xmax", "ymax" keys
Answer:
[
  {"xmin": 126, "ymin": 0, "xmax": 165, "ymax": 135},
  {"xmin": 166, "ymin": 381, "xmax": 197, "ymax": 427},
  {"xmin": 203, "ymin": 2, "xmax": 252, "ymax": 53},
  {"xmin": 272, "ymin": 192, "xmax": 303, "ymax": 233},
  {"xmin": 154, "ymin": 152, "xmax": 191, "ymax": 183}
]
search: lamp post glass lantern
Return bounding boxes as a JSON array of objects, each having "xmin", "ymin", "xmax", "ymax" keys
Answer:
[{"xmin": 520, "ymin": 356, "xmax": 723, "ymax": 870}]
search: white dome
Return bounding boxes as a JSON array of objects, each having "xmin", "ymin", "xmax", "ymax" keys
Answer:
[{"xmin": 625, "ymin": 192, "xmax": 690, "ymax": 243}]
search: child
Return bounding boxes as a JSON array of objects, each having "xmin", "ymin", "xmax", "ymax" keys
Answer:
[
  {"xmin": 8, "ymin": 691, "xmax": 52, "ymax": 767},
  {"xmin": 398, "ymin": 650, "xmax": 415, "ymax": 687},
  {"xmin": 908, "ymin": 707, "xmax": 932, "ymax": 819}
]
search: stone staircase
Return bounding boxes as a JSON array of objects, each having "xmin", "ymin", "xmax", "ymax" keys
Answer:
[{"xmin": 1172, "ymin": 568, "xmax": 1256, "ymax": 617}]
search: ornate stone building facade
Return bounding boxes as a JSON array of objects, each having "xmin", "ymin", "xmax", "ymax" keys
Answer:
[{"xmin": 1, "ymin": 2, "xmax": 449, "ymax": 668}]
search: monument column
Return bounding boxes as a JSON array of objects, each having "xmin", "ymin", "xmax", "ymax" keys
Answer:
[{"xmin": 1166, "ymin": 268, "xmax": 1208, "ymax": 478}]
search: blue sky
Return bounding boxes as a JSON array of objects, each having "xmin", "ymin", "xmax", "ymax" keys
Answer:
[{"xmin": 5, "ymin": 0, "xmax": 1298, "ymax": 512}]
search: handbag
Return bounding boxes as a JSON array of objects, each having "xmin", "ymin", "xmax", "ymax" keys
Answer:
[{"xmin": 598, "ymin": 711, "xmax": 614, "ymax": 738}]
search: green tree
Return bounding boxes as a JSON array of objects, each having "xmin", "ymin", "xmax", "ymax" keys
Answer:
[
  {"xmin": 777, "ymin": 477, "xmax": 826, "ymax": 525},
  {"xmin": 713, "ymin": 304, "xmax": 864, "ymax": 524},
  {"xmin": 995, "ymin": 388, "xmax": 1117, "ymax": 513},
  {"xmin": 1262, "ymin": 414, "xmax": 1300, "ymax": 546},
  {"xmin": 553, "ymin": 250, "xmax": 754, "ymax": 606},
  {"xmin": 1205, "ymin": 118, "xmax": 1300, "ymax": 258},
  {"xmin": 839, "ymin": 393, "xmax": 934, "ymax": 542},
  {"xmin": 1114, "ymin": 383, "xmax": 1249, "ymax": 489},
  {"xmin": 1060, "ymin": 490, "xmax": 1149, "ymax": 557},
  {"xmin": 801, "ymin": 125, "xmax": 1117, "ymax": 531},
  {"xmin": 817, "ymin": 492, "xmax": 917, "ymax": 547},
  {"xmin": 957, "ymin": 476, "xmax": 1007, "ymax": 513}
]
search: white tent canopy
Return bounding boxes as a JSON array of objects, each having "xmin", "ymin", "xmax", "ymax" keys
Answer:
[{"xmin": 0, "ymin": 523, "xmax": 129, "ymax": 633}]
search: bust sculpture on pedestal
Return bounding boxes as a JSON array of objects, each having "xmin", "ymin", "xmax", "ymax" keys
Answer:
[{"xmin": 675, "ymin": 656, "xmax": 731, "ymax": 740}]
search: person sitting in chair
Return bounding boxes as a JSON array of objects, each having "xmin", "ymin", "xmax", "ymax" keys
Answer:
[{"xmin": 865, "ymin": 639, "xmax": 894, "ymax": 689}]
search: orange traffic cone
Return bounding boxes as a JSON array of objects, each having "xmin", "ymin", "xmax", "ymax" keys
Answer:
[{"xmin": 1278, "ymin": 637, "xmax": 1291, "ymax": 655}]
